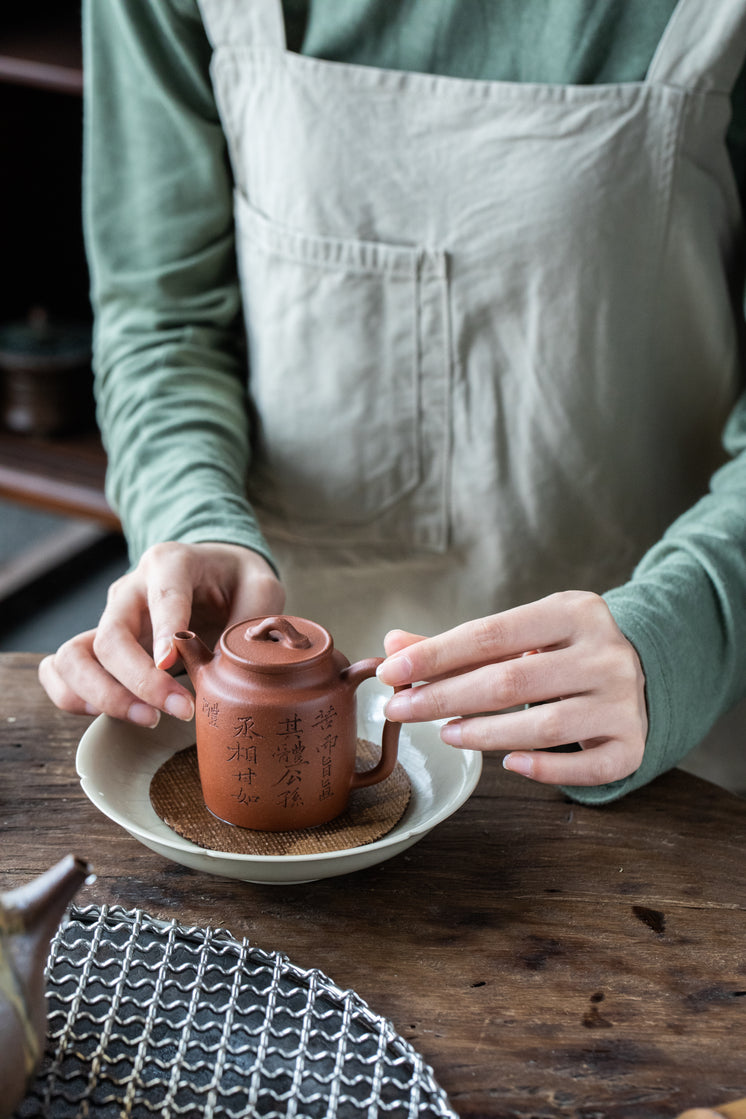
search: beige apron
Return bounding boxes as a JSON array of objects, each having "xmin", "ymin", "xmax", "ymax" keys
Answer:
[{"xmin": 197, "ymin": 0, "xmax": 746, "ymax": 674}]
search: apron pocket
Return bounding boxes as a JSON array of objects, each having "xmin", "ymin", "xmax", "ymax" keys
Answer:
[{"xmin": 234, "ymin": 190, "xmax": 450, "ymax": 553}]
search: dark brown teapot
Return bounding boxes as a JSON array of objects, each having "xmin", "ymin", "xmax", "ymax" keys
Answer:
[{"xmin": 174, "ymin": 615, "xmax": 408, "ymax": 831}]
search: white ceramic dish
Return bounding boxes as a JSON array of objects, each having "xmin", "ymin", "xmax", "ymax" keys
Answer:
[{"xmin": 76, "ymin": 683, "xmax": 482, "ymax": 884}]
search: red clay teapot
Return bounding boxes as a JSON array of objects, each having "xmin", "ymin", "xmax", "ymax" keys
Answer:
[{"xmin": 174, "ymin": 615, "xmax": 408, "ymax": 831}]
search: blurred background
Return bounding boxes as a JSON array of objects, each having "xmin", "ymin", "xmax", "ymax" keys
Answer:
[
  {"xmin": 0, "ymin": 500, "xmax": 127, "ymax": 652},
  {"xmin": 0, "ymin": 2, "xmax": 128, "ymax": 654}
]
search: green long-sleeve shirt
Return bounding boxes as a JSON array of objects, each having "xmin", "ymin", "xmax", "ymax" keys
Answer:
[{"xmin": 84, "ymin": 0, "xmax": 746, "ymax": 803}]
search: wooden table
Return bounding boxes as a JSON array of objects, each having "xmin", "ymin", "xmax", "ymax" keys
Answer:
[{"xmin": 2, "ymin": 652, "xmax": 745, "ymax": 1118}]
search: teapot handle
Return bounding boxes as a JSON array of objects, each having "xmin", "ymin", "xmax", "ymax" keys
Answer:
[
  {"xmin": 245, "ymin": 616, "xmax": 312, "ymax": 650},
  {"xmin": 340, "ymin": 658, "xmax": 410, "ymax": 790}
]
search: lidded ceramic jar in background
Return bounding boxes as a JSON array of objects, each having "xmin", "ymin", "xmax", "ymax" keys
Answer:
[{"xmin": 0, "ymin": 308, "xmax": 93, "ymax": 437}]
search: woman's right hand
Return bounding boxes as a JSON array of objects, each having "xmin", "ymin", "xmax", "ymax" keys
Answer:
[{"xmin": 38, "ymin": 541, "xmax": 285, "ymax": 726}]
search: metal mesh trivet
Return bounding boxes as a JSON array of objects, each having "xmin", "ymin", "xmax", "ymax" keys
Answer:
[{"xmin": 14, "ymin": 905, "xmax": 457, "ymax": 1119}]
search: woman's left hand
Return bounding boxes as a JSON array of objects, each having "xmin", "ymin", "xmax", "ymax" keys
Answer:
[{"xmin": 377, "ymin": 591, "xmax": 648, "ymax": 786}]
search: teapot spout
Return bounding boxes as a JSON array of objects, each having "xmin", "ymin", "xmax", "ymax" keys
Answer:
[
  {"xmin": 0, "ymin": 855, "xmax": 91, "ymax": 1117},
  {"xmin": 173, "ymin": 630, "xmax": 214, "ymax": 684},
  {"xmin": 0, "ymin": 854, "xmax": 91, "ymax": 950}
]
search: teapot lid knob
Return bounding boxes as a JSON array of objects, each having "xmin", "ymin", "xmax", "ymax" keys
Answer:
[
  {"xmin": 221, "ymin": 614, "xmax": 332, "ymax": 670},
  {"xmin": 245, "ymin": 616, "xmax": 312, "ymax": 649}
]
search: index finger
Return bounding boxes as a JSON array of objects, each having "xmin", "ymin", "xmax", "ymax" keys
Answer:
[
  {"xmin": 94, "ymin": 576, "xmax": 194, "ymax": 718},
  {"xmin": 144, "ymin": 553, "xmax": 197, "ymax": 670},
  {"xmin": 377, "ymin": 595, "xmax": 575, "ymax": 686}
]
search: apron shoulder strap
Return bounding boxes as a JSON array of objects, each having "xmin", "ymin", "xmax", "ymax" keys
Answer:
[
  {"xmin": 197, "ymin": 0, "xmax": 286, "ymax": 50},
  {"xmin": 647, "ymin": 0, "xmax": 746, "ymax": 93}
]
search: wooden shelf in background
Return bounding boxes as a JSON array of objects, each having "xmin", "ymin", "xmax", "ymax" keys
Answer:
[{"xmin": 0, "ymin": 429, "xmax": 120, "ymax": 529}]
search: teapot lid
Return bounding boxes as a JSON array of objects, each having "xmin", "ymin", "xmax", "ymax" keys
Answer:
[{"xmin": 221, "ymin": 615, "xmax": 332, "ymax": 671}]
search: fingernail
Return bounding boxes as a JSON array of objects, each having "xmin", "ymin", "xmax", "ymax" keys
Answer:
[
  {"xmin": 377, "ymin": 654, "xmax": 413, "ymax": 686},
  {"xmin": 384, "ymin": 693, "xmax": 412, "ymax": 720},
  {"xmin": 128, "ymin": 703, "xmax": 161, "ymax": 728},
  {"xmin": 440, "ymin": 721, "xmax": 462, "ymax": 746},
  {"xmin": 164, "ymin": 693, "xmax": 195, "ymax": 721},
  {"xmin": 503, "ymin": 753, "xmax": 533, "ymax": 777},
  {"xmin": 84, "ymin": 703, "xmax": 101, "ymax": 717},
  {"xmin": 153, "ymin": 639, "xmax": 172, "ymax": 670}
]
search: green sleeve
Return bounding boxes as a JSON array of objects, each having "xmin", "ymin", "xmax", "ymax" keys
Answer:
[
  {"xmin": 563, "ymin": 389, "xmax": 746, "ymax": 804},
  {"xmin": 83, "ymin": 0, "xmax": 275, "ymax": 569}
]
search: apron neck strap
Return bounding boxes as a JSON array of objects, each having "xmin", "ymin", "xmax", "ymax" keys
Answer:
[
  {"xmin": 197, "ymin": 0, "xmax": 287, "ymax": 50},
  {"xmin": 646, "ymin": 0, "xmax": 746, "ymax": 94}
]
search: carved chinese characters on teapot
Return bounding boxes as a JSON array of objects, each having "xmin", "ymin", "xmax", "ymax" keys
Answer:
[{"xmin": 174, "ymin": 616, "xmax": 408, "ymax": 831}]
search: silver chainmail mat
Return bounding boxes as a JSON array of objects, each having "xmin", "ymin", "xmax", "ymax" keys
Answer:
[{"xmin": 14, "ymin": 904, "xmax": 457, "ymax": 1119}]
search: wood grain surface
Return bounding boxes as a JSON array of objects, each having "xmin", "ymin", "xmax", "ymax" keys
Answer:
[{"xmin": 2, "ymin": 652, "xmax": 745, "ymax": 1118}]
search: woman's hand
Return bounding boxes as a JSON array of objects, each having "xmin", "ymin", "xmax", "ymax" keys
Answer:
[
  {"xmin": 377, "ymin": 591, "xmax": 647, "ymax": 786},
  {"xmin": 39, "ymin": 541, "xmax": 285, "ymax": 726}
]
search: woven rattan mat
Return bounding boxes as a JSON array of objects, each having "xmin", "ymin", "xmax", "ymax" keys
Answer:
[{"xmin": 150, "ymin": 740, "xmax": 411, "ymax": 856}]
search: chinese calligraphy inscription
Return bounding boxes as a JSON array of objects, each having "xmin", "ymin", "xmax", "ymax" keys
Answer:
[{"xmin": 175, "ymin": 614, "xmax": 405, "ymax": 830}]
